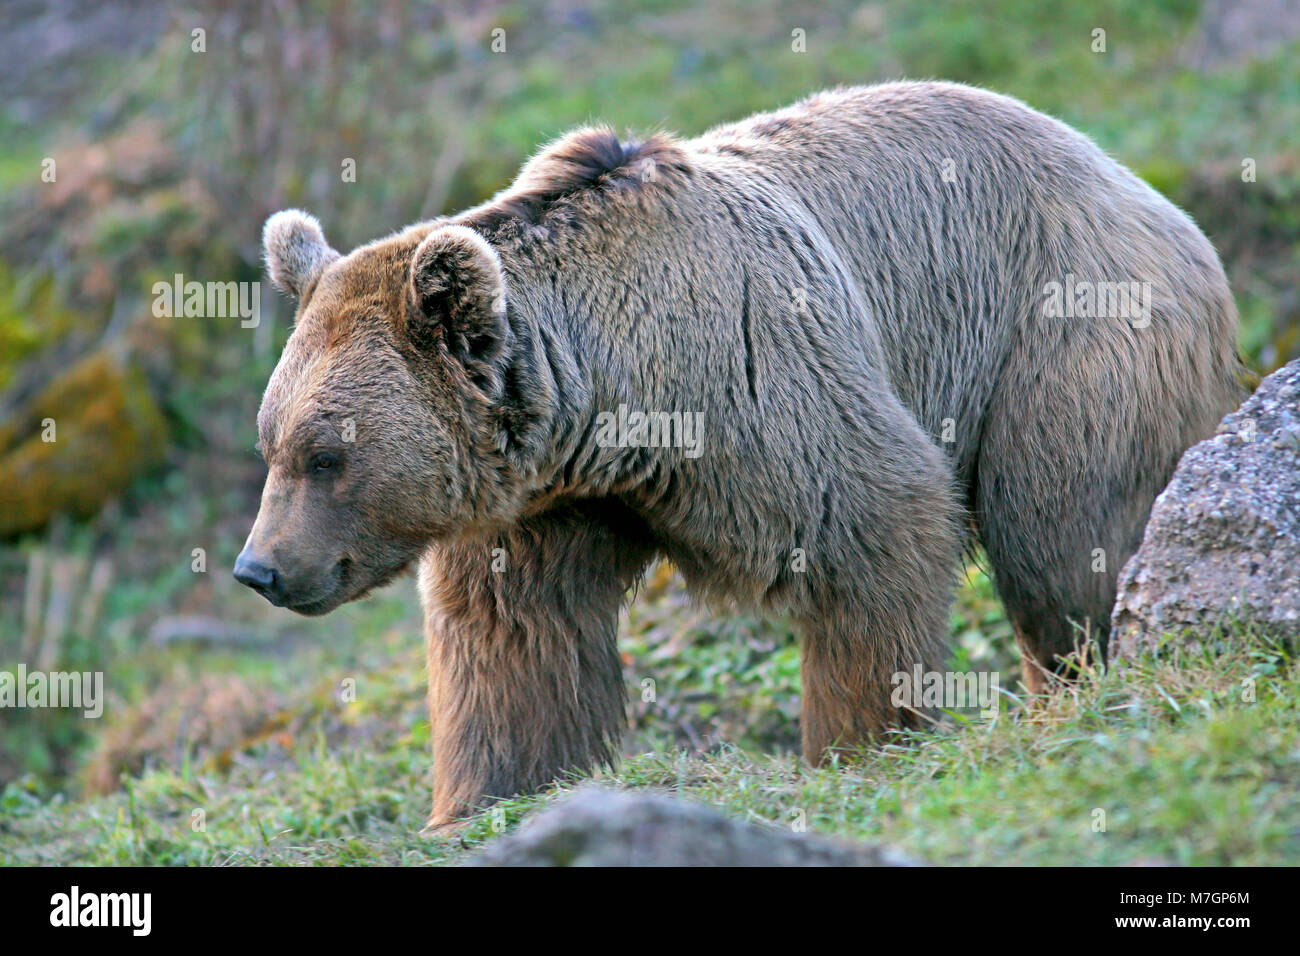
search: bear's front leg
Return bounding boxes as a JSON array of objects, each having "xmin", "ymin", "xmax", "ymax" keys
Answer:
[{"xmin": 418, "ymin": 503, "xmax": 655, "ymax": 828}]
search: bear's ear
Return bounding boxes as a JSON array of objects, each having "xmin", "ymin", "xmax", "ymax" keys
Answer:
[
  {"xmin": 406, "ymin": 225, "xmax": 509, "ymax": 374},
  {"xmin": 263, "ymin": 209, "xmax": 340, "ymax": 299}
]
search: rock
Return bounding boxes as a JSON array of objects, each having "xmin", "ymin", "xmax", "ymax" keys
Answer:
[
  {"xmin": 1111, "ymin": 359, "xmax": 1300, "ymax": 657},
  {"xmin": 1182, "ymin": 0, "xmax": 1300, "ymax": 70},
  {"xmin": 148, "ymin": 615, "xmax": 262, "ymax": 647},
  {"xmin": 468, "ymin": 787, "xmax": 922, "ymax": 867},
  {"xmin": 0, "ymin": 348, "xmax": 167, "ymax": 537}
]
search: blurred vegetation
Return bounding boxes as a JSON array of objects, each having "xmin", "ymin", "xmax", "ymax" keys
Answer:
[{"xmin": 1, "ymin": 0, "xmax": 1298, "ymax": 863}]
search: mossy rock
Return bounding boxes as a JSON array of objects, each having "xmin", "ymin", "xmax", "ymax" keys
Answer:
[
  {"xmin": 0, "ymin": 349, "xmax": 167, "ymax": 536},
  {"xmin": 0, "ymin": 266, "xmax": 80, "ymax": 393}
]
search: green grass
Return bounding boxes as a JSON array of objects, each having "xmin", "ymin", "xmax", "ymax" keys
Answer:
[{"xmin": 3, "ymin": 618, "xmax": 1294, "ymax": 866}]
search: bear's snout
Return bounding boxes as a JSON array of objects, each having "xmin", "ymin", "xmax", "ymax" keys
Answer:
[{"xmin": 233, "ymin": 551, "xmax": 287, "ymax": 605}]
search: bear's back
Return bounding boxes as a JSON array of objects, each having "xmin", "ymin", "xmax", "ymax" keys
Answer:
[{"xmin": 679, "ymin": 81, "xmax": 1227, "ymax": 473}]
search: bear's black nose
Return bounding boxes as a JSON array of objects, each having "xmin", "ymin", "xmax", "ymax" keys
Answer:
[{"xmin": 234, "ymin": 553, "xmax": 283, "ymax": 603}]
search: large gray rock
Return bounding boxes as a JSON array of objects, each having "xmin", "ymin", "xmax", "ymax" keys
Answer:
[
  {"xmin": 469, "ymin": 788, "xmax": 921, "ymax": 867},
  {"xmin": 1111, "ymin": 359, "xmax": 1300, "ymax": 657}
]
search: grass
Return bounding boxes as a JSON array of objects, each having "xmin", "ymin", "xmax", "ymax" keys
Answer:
[{"xmin": 3, "ymin": 612, "xmax": 1294, "ymax": 866}]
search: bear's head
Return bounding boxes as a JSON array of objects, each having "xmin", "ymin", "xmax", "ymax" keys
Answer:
[{"xmin": 235, "ymin": 210, "xmax": 533, "ymax": 615}]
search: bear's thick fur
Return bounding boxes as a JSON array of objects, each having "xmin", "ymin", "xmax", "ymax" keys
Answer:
[{"xmin": 240, "ymin": 82, "xmax": 1243, "ymax": 826}]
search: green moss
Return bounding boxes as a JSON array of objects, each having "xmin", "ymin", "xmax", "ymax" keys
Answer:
[
  {"xmin": 1135, "ymin": 157, "xmax": 1191, "ymax": 199},
  {"xmin": 0, "ymin": 266, "xmax": 80, "ymax": 392},
  {"xmin": 0, "ymin": 350, "xmax": 167, "ymax": 536}
]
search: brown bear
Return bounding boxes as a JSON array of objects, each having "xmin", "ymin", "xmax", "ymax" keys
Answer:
[{"xmin": 236, "ymin": 81, "xmax": 1243, "ymax": 827}]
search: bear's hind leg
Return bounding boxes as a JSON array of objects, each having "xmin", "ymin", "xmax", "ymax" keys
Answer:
[
  {"xmin": 797, "ymin": 467, "xmax": 960, "ymax": 761},
  {"xmin": 975, "ymin": 396, "xmax": 1149, "ymax": 684},
  {"xmin": 973, "ymin": 301, "xmax": 1239, "ymax": 683},
  {"xmin": 419, "ymin": 501, "xmax": 654, "ymax": 827}
]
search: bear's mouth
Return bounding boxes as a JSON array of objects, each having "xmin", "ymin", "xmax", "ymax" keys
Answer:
[
  {"xmin": 281, "ymin": 558, "xmax": 352, "ymax": 616},
  {"xmin": 282, "ymin": 555, "xmax": 413, "ymax": 616},
  {"xmin": 285, "ymin": 595, "xmax": 343, "ymax": 616}
]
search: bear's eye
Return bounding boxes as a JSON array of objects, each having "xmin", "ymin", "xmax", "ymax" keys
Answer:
[{"xmin": 309, "ymin": 451, "xmax": 339, "ymax": 474}]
